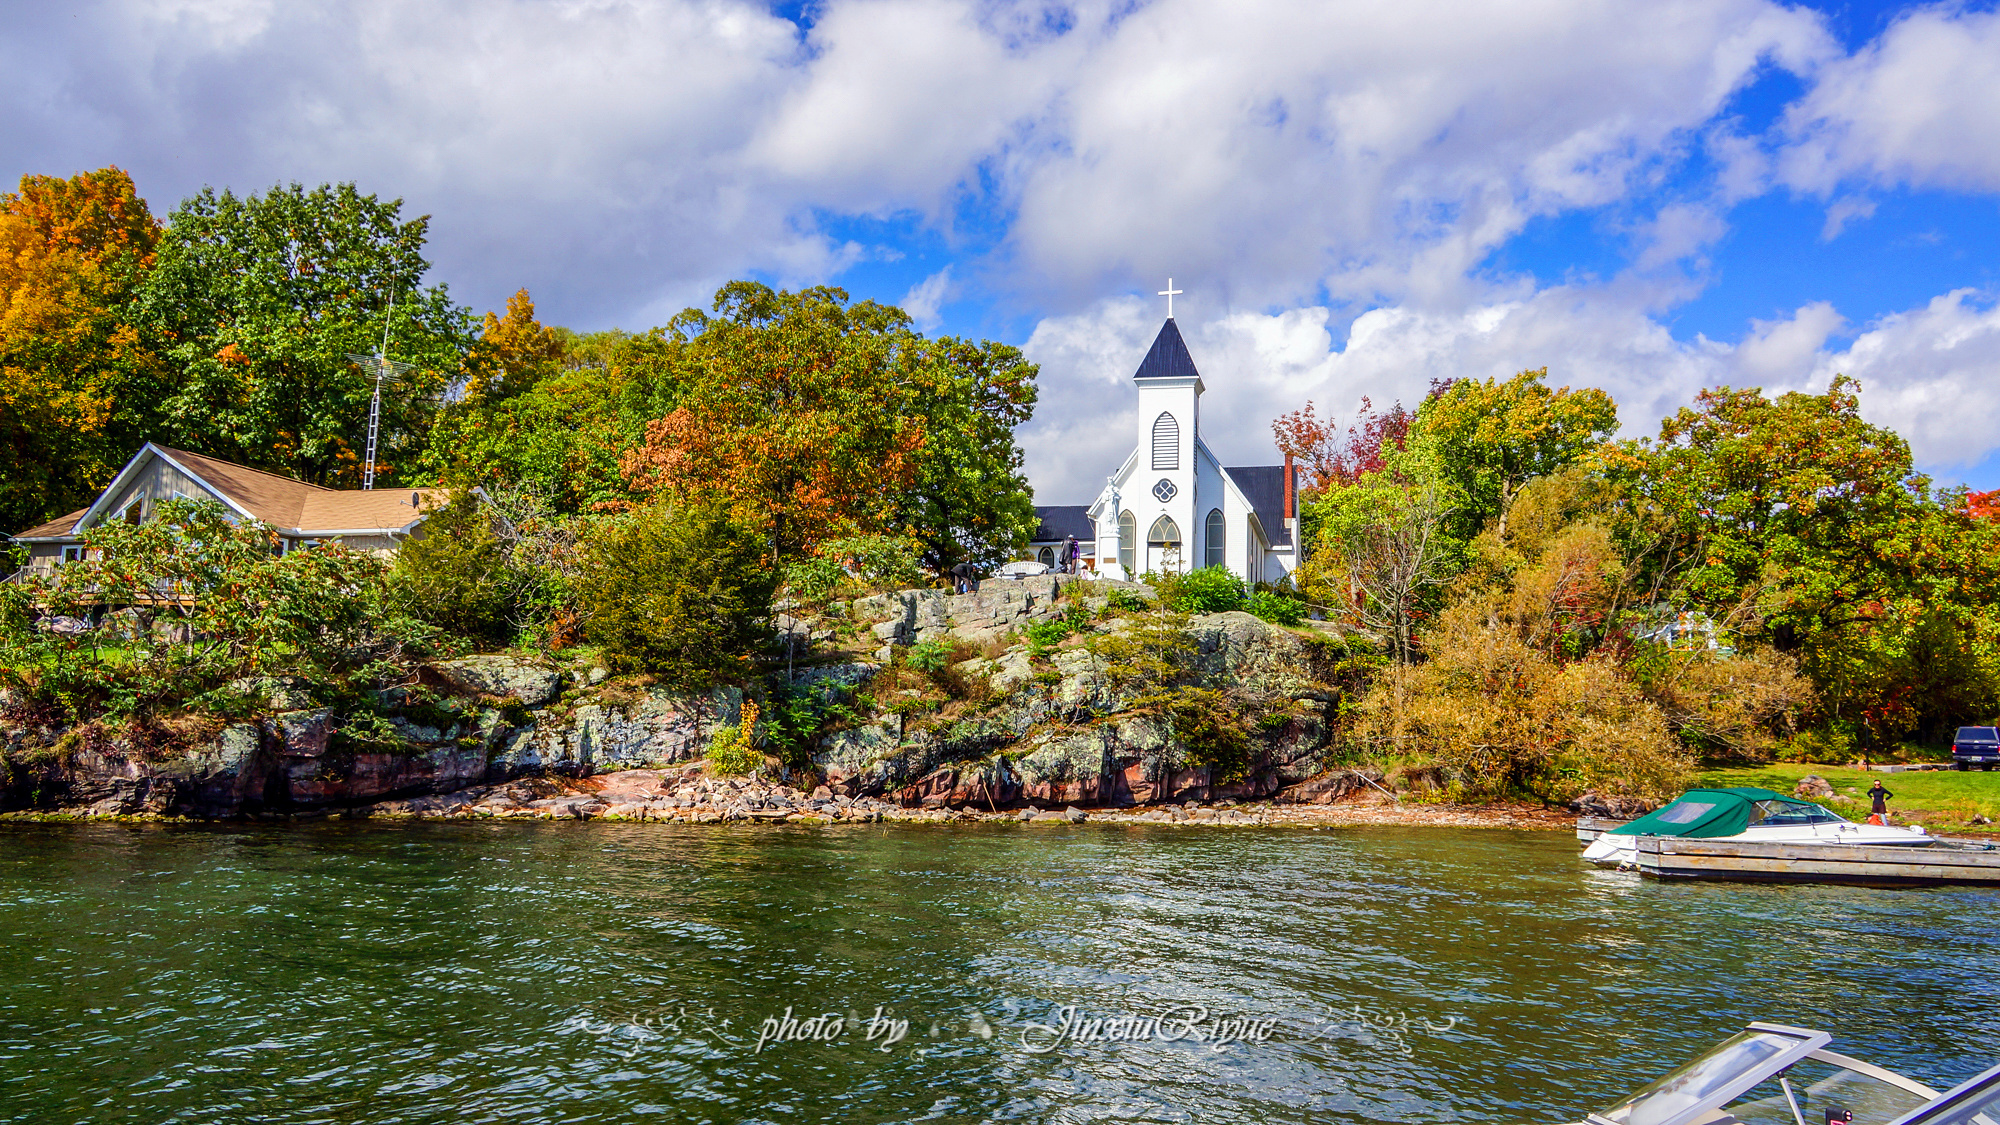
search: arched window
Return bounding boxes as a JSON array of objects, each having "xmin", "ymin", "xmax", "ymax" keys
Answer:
[
  {"xmin": 1147, "ymin": 515, "xmax": 1180, "ymax": 545},
  {"xmin": 1205, "ymin": 509, "xmax": 1225, "ymax": 569},
  {"xmin": 1118, "ymin": 511, "xmax": 1137, "ymax": 574},
  {"xmin": 1151, "ymin": 412, "xmax": 1179, "ymax": 470},
  {"xmin": 1037, "ymin": 546, "xmax": 1055, "ymax": 568}
]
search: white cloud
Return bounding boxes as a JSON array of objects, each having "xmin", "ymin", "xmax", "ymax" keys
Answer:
[
  {"xmin": 1, "ymin": 0, "xmax": 1840, "ymax": 324},
  {"xmin": 1819, "ymin": 196, "xmax": 1877, "ymax": 240},
  {"xmin": 1807, "ymin": 290, "xmax": 2000, "ymax": 471},
  {"xmin": 900, "ymin": 265, "xmax": 952, "ymax": 330},
  {"xmin": 6, "ymin": 0, "xmax": 1996, "ymax": 497},
  {"xmin": 1777, "ymin": 6, "xmax": 2000, "ymax": 194}
]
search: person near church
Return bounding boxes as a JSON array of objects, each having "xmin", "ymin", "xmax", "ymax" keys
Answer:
[{"xmin": 1063, "ymin": 536, "xmax": 1079, "ymax": 575}]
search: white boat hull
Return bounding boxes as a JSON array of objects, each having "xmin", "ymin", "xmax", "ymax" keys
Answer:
[{"xmin": 1582, "ymin": 821, "xmax": 1931, "ymax": 865}]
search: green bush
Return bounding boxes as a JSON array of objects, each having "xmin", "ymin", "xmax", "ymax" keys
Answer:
[
  {"xmin": 907, "ymin": 639, "xmax": 954, "ymax": 674},
  {"xmin": 1105, "ymin": 588, "xmax": 1149, "ymax": 613},
  {"xmin": 580, "ymin": 503, "xmax": 777, "ymax": 689},
  {"xmin": 1246, "ymin": 590, "xmax": 1306, "ymax": 627},
  {"xmin": 781, "ymin": 555, "xmax": 845, "ymax": 605},
  {"xmin": 1159, "ymin": 566, "xmax": 1246, "ymax": 615},
  {"xmin": 1024, "ymin": 619, "xmax": 1071, "ymax": 648},
  {"xmin": 388, "ymin": 491, "xmax": 516, "ymax": 644},
  {"xmin": 821, "ymin": 535, "xmax": 924, "ymax": 591}
]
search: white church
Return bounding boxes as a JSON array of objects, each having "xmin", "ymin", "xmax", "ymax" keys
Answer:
[{"xmin": 1027, "ymin": 291, "xmax": 1301, "ymax": 586}]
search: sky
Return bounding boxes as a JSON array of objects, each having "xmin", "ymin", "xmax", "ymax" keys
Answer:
[{"xmin": 5, "ymin": 0, "xmax": 1998, "ymax": 503}]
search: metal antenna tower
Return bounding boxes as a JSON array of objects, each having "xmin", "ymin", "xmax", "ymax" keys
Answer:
[{"xmin": 346, "ymin": 291, "xmax": 414, "ymax": 490}]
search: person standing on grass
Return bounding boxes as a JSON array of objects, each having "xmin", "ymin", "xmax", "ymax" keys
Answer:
[{"xmin": 1869, "ymin": 780, "xmax": 1893, "ymax": 823}]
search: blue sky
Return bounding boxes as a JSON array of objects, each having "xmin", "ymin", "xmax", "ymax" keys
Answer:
[{"xmin": 3, "ymin": 0, "xmax": 1998, "ymax": 499}]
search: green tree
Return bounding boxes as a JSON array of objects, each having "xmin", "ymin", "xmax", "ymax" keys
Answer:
[
  {"xmin": 580, "ymin": 502, "xmax": 776, "ymax": 689},
  {"xmin": 1603, "ymin": 376, "xmax": 2000, "ymax": 745},
  {"xmin": 418, "ymin": 321, "xmax": 680, "ymax": 513},
  {"xmin": 1301, "ymin": 451, "xmax": 1463, "ymax": 663},
  {"xmin": 1415, "ymin": 367, "xmax": 1617, "ymax": 538},
  {"xmin": 129, "ymin": 182, "xmax": 476, "ymax": 486}
]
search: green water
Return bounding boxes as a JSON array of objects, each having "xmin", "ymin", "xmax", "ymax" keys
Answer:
[{"xmin": 0, "ymin": 822, "xmax": 1994, "ymax": 1124}]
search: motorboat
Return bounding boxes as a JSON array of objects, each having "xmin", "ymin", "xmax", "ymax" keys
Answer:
[
  {"xmin": 1582, "ymin": 787, "xmax": 1930, "ymax": 867},
  {"xmin": 1558, "ymin": 1021, "xmax": 1945, "ymax": 1125}
]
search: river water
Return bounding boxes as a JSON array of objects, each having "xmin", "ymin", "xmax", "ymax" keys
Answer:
[{"xmin": 0, "ymin": 821, "xmax": 1994, "ymax": 1124}]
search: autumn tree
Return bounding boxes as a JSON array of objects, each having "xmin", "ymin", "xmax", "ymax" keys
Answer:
[
  {"xmin": 128, "ymin": 182, "xmax": 477, "ymax": 486},
  {"xmin": 1272, "ymin": 396, "xmax": 1414, "ymax": 492},
  {"xmin": 0, "ymin": 167, "xmax": 163, "ymax": 531},
  {"xmin": 1415, "ymin": 368, "xmax": 1616, "ymax": 538},
  {"xmin": 420, "ymin": 322, "xmax": 679, "ymax": 513},
  {"xmin": 1604, "ymin": 376, "xmax": 2000, "ymax": 744},
  {"xmin": 619, "ymin": 282, "xmax": 1037, "ymax": 568},
  {"xmin": 465, "ymin": 288, "xmax": 565, "ymax": 403}
]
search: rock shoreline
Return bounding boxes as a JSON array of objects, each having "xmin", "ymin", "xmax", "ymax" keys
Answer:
[
  {"xmin": 5, "ymin": 579, "xmax": 1558, "ymax": 828},
  {"xmin": 0, "ymin": 764, "xmax": 1576, "ymax": 831}
]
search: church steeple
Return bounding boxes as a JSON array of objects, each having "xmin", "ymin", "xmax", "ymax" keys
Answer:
[{"xmin": 1132, "ymin": 318, "xmax": 1201, "ymax": 381}]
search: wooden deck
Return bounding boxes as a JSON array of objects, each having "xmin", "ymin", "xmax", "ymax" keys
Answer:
[
  {"xmin": 1575, "ymin": 816, "xmax": 1630, "ymax": 843},
  {"xmin": 1634, "ymin": 835, "xmax": 2000, "ymax": 886}
]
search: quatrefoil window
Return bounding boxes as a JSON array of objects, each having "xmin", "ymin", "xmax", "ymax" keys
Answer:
[{"xmin": 1152, "ymin": 478, "xmax": 1178, "ymax": 503}]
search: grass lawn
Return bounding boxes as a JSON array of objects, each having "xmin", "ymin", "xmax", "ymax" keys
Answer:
[{"xmin": 1697, "ymin": 761, "xmax": 2000, "ymax": 835}]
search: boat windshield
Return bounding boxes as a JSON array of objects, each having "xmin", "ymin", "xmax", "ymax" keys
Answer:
[
  {"xmin": 1721, "ymin": 1059, "xmax": 1935, "ymax": 1125},
  {"xmin": 1752, "ymin": 800, "xmax": 1845, "ymax": 827},
  {"xmin": 1890, "ymin": 1064, "xmax": 2000, "ymax": 1125},
  {"xmin": 1592, "ymin": 1029, "xmax": 1823, "ymax": 1125}
]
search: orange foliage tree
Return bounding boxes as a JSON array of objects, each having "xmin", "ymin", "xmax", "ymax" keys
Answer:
[{"xmin": 0, "ymin": 167, "xmax": 163, "ymax": 531}]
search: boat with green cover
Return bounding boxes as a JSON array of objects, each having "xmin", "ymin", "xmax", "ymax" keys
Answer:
[{"xmin": 1581, "ymin": 787, "xmax": 1931, "ymax": 866}]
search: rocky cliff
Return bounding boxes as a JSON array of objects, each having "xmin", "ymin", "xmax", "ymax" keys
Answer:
[{"xmin": 1, "ymin": 577, "xmax": 1355, "ymax": 819}]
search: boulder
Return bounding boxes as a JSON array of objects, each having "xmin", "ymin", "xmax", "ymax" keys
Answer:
[
  {"xmin": 1277, "ymin": 768, "xmax": 1384, "ymax": 805},
  {"xmin": 1794, "ymin": 774, "xmax": 1835, "ymax": 799},
  {"xmin": 432, "ymin": 654, "xmax": 565, "ymax": 706}
]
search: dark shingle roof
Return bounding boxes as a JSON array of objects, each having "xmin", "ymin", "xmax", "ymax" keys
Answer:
[
  {"xmin": 1031, "ymin": 505, "xmax": 1095, "ymax": 543},
  {"xmin": 1133, "ymin": 319, "xmax": 1201, "ymax": 381},
  {"xmin": 1224, "ymin": 465, "xmax": 1291, "ymax": 549}
]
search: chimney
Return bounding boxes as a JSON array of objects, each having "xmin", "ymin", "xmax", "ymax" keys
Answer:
[{"xmin": 1283, "ymin": 452, "xmax": 1296, "ymax": 520}]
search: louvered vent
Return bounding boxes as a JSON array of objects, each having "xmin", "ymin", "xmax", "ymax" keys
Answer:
[{"xmin": 1151, "ymin": 412, "xmax": 1179, "ymax": 470}]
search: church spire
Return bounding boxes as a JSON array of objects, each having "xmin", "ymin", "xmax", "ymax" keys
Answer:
[{"xmin": 1132, "ymin": 318, "xmax": 1201, "ymax": 381}]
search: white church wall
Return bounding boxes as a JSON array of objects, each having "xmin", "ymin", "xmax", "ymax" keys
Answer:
[{"xmin": 1131, "ymin": 375, "xmax": 1199, "ymax": 578}]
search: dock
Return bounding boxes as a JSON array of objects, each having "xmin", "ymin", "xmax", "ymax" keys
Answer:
[
  {"xmin": 1632, "ymin": 835, "xmax": 2000, "ymax": 886},
  {"xmin": 1576, "ymin": 816, "xmax": 1630, "ymax": 843}
]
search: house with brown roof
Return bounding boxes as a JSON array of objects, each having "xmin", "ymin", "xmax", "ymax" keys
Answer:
[{"xmin": 8, "ymin": 443, "xmax": 449, "ymax": 579}]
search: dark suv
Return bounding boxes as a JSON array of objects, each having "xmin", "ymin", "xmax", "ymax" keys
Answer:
[{"xmin": 1953, "ymin": 727, "xmax": 2000, "ymax": 770}]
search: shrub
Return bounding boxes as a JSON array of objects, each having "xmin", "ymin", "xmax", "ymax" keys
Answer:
[
  {"xmin": 1245, "ymin": 590, "xmax": 1306, "ymax": 627},
  {"xmin": 781, "ymin": 555, "xmax": 845, "ymax": 606},
  {"xmin": 0, "ymin": 498, "xmax": 408, "ymax": 724},
  {"xmin": 1353, "ymin": 600, "xmax": 1692, "ymax": 800},
  {"xmin": 388, "ymin": 491, "xmax": 516, "ymax": 644},
  {"xmin": 820, "ymin": 534, "xmax": 924, "ymax": 591},
  {"xmin": 705, "ymin": 700, "xmax": 762, "ymax": 776},
  {"xmin": 1164, "ymin": 686, "xmax": 1253, "ymax": 782},
  {"xmin": 907, "ymin": 639, "xmax": 954, "ymax": 674},
  {"xmin": 1105, "ymin": 588, "xmax": 1149, "ymax": 613},
  {"xmin": 580, "ymin": 502, "xmax": 777, "ymax": 688},
  {"xmin": 1158, "ymin": 566, "xmax": 1245, "ymax": 615}
]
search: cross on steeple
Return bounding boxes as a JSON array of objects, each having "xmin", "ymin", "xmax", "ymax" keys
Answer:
[{"xmin": 1158, "ymin": 278, "xmax": 1183, "ymax": 319}]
